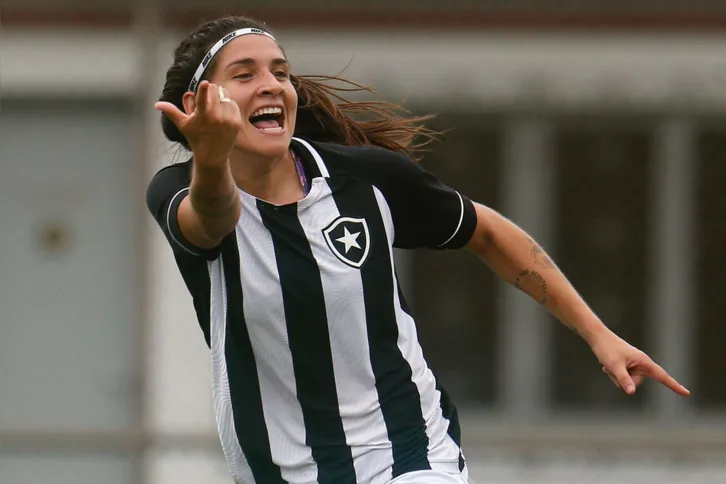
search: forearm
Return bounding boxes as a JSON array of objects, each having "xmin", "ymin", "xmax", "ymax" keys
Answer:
[
  {"xmin": 188, "ymin": 161, "xmax": 240, "ymax": 240},
  {"xmin": 469, "ymin": 206, "xmax": 611, "ymax": 346}
]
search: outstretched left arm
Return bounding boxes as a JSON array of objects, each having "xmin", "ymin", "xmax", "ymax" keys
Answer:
[{"xmin": 465, "ymin": 202, "xmax": 690, "ymax": 397}]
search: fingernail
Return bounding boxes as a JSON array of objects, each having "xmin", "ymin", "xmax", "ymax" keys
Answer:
[{"xmin": 626, "ymin": 385, "xmax": 635, "ymax": 394}]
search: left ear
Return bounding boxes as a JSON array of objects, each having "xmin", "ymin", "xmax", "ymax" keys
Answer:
[{"xmin": 181, "ymin": 91, "xmax": 197, "ymax": 115}]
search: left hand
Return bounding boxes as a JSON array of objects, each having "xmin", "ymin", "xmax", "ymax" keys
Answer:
[{"xmin": 590, "ymin": 331, "xmax": 690, "ymax": 396}]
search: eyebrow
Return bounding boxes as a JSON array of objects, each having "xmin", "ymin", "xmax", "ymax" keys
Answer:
[{"xmin": 225, "ymin": 58, "xmax": 290, "ymax": 71}]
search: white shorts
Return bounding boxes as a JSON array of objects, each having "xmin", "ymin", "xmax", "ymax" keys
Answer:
[{"xmin": 387, "ymin": 465, "xmax": 469, "ymax": 484}]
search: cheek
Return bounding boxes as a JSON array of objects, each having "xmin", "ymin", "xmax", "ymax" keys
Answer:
[
  {"xmin": 286, "ymin": 84, "xmax": 298, "ymax": 104},
  {"xmin": 223, "ymin": 84, "xmax": 252, "ymax": 108},
  {"xmin": 286, "ymin": 88, "xmax": 298, "ymax": 122}
]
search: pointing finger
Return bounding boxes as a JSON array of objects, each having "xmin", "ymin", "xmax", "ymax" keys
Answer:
[{"xmin": 648, "ymin": 362, "xmax": 691, "ymax": 396}]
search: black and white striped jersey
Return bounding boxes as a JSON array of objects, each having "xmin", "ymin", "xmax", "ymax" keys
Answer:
[{"xmin": 146, "ymin": 137, "xmax": 478, "ymax": 484}]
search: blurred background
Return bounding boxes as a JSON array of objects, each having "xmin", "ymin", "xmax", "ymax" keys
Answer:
[{"xmin": 1, "ymin": 1, "xmax": 726, "ymax": 483}]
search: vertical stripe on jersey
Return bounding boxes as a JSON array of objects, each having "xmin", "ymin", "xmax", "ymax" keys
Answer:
[
  {"xmin": 237, "ymin": 192, "xmax": 317, "ymax": 484},
  {"xmin": 258, "ymin": 200, "xmax": 357, "ymax": 484},
  {"xmin": 327, "ymin": 178, "xmax": 431, "ymax": 478},
  {"xmin": 397, "ymin": 282, "xmax": 465, "ymax": 470},
  {"xmin": 379, "ymin": 192, "xmax": 463, "ymax": 472},
  {"xmin": 219, "ymin": 237, "xmax": 287, "ymax": 484},
  {"xmin": 207, "ymin": 255, "xmax": 255, "ymax": 484},
  {"xmin": 297, "ymin": 181, "xmax": 394, "ymax": 484}
]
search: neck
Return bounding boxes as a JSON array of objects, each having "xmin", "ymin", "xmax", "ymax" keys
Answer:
[{"xmin": 228, "ymin": 149, "xmax": 303, "ymax": 205}]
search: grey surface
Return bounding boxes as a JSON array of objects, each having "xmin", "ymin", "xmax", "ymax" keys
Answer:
[{"xmin": 0, "ymin": 98, "xmax": 139, "ymax": 432}]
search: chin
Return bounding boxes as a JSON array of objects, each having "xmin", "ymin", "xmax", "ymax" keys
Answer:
[{"xmin": 237, "ymin": 130, "xmax": 292, "ymax": 160}]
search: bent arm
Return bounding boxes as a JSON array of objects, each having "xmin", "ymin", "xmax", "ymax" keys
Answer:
[
  {"xmin": 180, "ymin": 161, "xmax": 240, "ymax": 249},
  {"xmin": 146, "ymin": 157, "xmax": 239, "ymax": 259},
  {"xmin": 466, "ymin": 202, "xmax": 612, "ymax": 346}
]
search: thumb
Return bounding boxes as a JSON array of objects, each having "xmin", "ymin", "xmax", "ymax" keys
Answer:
[
  {"xmin": 155, "ymin": 101, "xmax": 188, "ymax": 127},
  {"xmin": 612, "ymin": 366, "xmax": 636, "ymax": 395}
]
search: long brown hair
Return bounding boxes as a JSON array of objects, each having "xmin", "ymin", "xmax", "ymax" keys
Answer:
[{"xmin": 159, "ymin": 15, "xmax": 439, "ymax": 161}]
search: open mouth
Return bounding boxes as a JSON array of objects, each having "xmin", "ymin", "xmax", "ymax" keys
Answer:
[{"xmin": 249, "ymin": 107, "xmax": 285, "ymax": 133}]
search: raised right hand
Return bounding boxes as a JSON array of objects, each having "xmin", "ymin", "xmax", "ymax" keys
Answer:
[{"xmin": 155, "ymin": 81, "xmax": 243, "ymax": 164}]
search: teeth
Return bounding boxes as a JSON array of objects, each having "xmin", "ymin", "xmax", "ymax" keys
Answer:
[
  {"xmin": 251, "ymin": 107, "xmax": 283, "ymax": 117},
  {"xmin": 259, "ymin": 126, "xmax": 284, "ymax": 132}
]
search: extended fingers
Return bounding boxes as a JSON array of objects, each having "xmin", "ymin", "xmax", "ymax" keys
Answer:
[
  {"xmin": 603, "ymin": 363, "xmax": 690, "ymax": 397},
  {"xmin": 647, "ymin": 362, "xmax": 691, "ymax": 396},
  {"xmin": 196, "ymin": 82, "xmax": 238, "ymax": 120},
  {"xmin": 194, "ymin": 81, "xmax": 212, "ymax": 114}
]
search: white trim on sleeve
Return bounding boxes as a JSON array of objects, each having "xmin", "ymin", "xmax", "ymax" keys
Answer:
[{"xmin": 438, "ymin": 191, "xmax": 465, "ymax": 248}]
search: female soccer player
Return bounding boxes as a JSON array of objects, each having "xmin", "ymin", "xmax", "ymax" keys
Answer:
[{"xmin": 147, "ymin": 15, "xmax": 690, "ymax": 484}]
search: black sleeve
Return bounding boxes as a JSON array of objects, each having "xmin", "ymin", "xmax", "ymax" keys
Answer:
[
  {"xmin": 341, "ymin": 145, "xmax": 477, "ymax": 250},
  {"xmin": 145, "ymin": 163, "xmax": 221, "ymax": 260}
]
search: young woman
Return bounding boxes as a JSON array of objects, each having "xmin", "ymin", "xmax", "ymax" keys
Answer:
[{"xmin": 147, "ymin": 15, "xmax": 690, "ymax": 484}]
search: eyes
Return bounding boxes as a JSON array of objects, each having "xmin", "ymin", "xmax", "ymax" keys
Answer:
[{"xmin": 233, "ymin": 70, "xmax": 289, "ymax": 81}]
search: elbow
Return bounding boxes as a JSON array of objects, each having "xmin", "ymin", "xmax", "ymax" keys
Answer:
[{"xmin": 465, "ymin": 203, "xmax": 497, "ymax": 256}]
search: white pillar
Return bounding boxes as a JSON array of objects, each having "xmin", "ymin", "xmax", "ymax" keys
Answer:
[
  {"xmin": 133, "ymin": 4, "xmax": 159, "ymax": 484},
  {"xmin": 648, "ymin": 117, "xmax": 695, "ymax": 421},
  {"xmin": 137, "ymin": 11, "xmax": 228, "ymax": 484},
  {"xmin": 140, "ymin": 26, "xmax": 219, "ymax": 445},
  {"xmin": 497, "ymin": 117, "xmax": 554, "ymax": 420}
]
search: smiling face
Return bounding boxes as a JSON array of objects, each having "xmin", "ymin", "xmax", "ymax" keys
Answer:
[{"xmin": 197, "ymin": 34, "xmax": 298, "ymax": 161}]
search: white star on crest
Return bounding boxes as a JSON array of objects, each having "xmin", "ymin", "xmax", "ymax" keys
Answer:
[{"xmin": 335, "ymin": 227, "xmax": 361, "ymax": 254}]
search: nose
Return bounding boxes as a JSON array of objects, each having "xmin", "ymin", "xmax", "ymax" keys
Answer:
[{"xmin": 257, "ymin": 70, "xmax": 284, "ymax": 97}]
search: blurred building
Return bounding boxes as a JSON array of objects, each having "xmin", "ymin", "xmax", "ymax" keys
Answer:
[{"xmin": 1, "ymin": 2, "xmax": 725, "ymax": 483}]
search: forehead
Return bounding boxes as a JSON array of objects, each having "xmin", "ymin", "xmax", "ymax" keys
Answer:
[{"xmin": 215, "ymin": 34, "xmax": 286, "ymax": 66}]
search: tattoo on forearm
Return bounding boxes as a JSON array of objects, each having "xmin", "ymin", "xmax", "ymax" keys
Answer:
[
  {"xmin": 514, "ymin": 269, "xmax": 549, "ymax": 305},
  {"xmin": 526, "ymin": 236, "xmax": 555, "ymax": 269}
]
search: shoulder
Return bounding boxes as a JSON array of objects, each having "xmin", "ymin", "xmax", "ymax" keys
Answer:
[
  {"xmin": 146, "ymin": 160, "xmax": 193, "ymax": 215},
  {"xmin": 292, "ymin": 137, "xmax": 420, "ymax": 181},
  {"xmin": 148, "ymin": 160, "xmax": 192, "ymax": 186},
  {"xmin": 292, "ymin": 138, "xmax": 477, "ymax": 250}
]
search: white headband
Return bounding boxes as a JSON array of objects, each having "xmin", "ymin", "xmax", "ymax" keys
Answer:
[{"xmin": 188, "ymin": 28, "xmax": 277, "ymax": 92}]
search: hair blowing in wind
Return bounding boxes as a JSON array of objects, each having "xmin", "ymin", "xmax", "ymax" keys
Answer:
[{"xmin": 158, "ymin": 15, "xmax": 440, "ymax": 161}]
